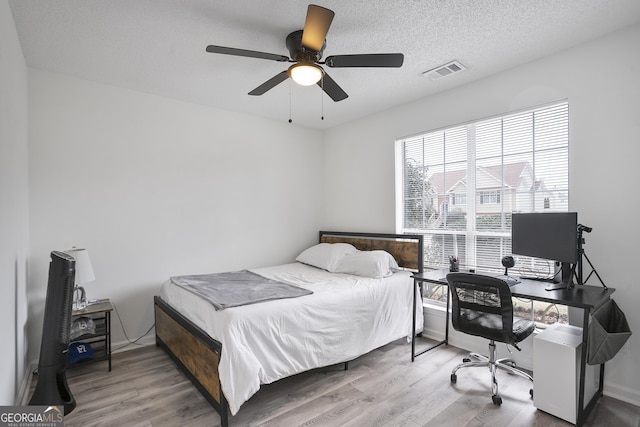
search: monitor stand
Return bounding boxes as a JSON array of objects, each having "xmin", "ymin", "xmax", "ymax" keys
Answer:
[
  {"xmin": 545, "ymin": 282, "xmax": 571, "ymax": 291},
  {"xmin": 546, "ymin": 262, "xmax": 574, "ymax": 291}
]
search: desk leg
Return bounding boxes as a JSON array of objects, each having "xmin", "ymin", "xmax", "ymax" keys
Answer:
[
  {"xmin": 576, "ymin": 308, "xmax": 588, "ymax": 427},
  {"xmin": 411, "ymin": 279, "xmax": 417, "ymax": 362},
  {"xmin": 445, "ymin": 286, "xmax": 450, "ymax": 344},
  {"xmin": 411, "ymin": 279, "xmax": 448, "ymax": 361},
  {"xmin": 577, "ymin": 308, "xmax": 607, "ymax": 427}
]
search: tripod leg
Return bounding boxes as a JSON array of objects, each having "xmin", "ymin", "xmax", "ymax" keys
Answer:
[
  {"xmin": 567, "ymin": 261, "xmax": 579, "ymax": 287},
  {"xmin": 582, "ymin": 252, "xmax": 607, "ymax": 289}
]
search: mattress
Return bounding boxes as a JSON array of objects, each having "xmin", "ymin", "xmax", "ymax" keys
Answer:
[{"xmin": 159, "ymin": 262, "xmax": 423, "ymax": 415}]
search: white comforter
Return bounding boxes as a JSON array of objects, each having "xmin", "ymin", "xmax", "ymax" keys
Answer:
[{"xmin": 159, "ymin": 262, "xmax": 423, "ymax": 415}]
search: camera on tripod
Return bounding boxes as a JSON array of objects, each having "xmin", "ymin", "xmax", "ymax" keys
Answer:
[
  {"xmin": 577, "ymin": 224, "xmax": 592, "ymax": 233},
  {"xmin": 571, "ymin": 223, "xmax": 607, "ymax": 289}
]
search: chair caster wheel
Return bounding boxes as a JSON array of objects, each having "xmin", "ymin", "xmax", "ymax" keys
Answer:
[
  {"xmin": 463, "ymin": 358, "xmax": 471, "ymax": 363},
  {"xmin": 451, "ymin": 373, "xmax": 457, "ymax": 383},
  {"xmin": 492, "ymin": 395, "xmax": 502, "ymax": 406}
]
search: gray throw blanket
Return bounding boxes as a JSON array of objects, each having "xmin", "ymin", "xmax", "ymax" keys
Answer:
[{"xmin": 170, "ymin": 270, "xmax": 313, "ymax": 310}]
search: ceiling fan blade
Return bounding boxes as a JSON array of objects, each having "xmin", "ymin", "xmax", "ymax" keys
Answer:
[
  {"xmin": 301, "ymin": 5, "xmax": 335, "ymax": 52},
  {"xmin": 325, "ymin": 53, "xmax": 404, "ymax": 68},
  {"xmin": 317, "ymin": 72, "xmax": 348, "ymax": 102},
  {"xmin": 248, "ymin": 70, "xmax": 289, "ymax": 96},
  {"xmin": 206, "ymin": 45, "xmax": 289, "ymax": 62}
]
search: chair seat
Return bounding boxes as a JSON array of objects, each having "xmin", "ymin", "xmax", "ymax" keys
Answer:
[{"xmin": 513, "ymin": 318, "xmax": 535, "ymax": 343}]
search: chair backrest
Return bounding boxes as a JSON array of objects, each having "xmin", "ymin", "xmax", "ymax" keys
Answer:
[{"xmin": 447, "ymin": 272, "xmax": 517, "ymax": 345}]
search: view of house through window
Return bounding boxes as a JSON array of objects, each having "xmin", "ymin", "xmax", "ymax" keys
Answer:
[{"xmin": 397, "ymin": 101, "xmax": 569, "ymax": 324}]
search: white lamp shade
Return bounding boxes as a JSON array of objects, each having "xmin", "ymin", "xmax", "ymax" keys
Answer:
[
  {"xmin": 289, "ymin": 63, "xmax": 323, "ymax": 86},
  {"xmin": 65, "ymin": 248, "xmax": 95, "ymax": 285}
]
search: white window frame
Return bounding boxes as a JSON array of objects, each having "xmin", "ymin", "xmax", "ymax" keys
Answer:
[
  {"xmin": 395, "ymin": 101, "xmax": 570, "ymax": 325},
  {"xmin": 480, "ymin": 190, "xmax": 501, "ymax": 205}
]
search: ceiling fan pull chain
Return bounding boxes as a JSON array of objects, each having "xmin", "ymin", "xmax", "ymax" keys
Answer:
[
  {"xmin": 288, "ymin": 79, "xmax": 293, "ymax": 124},
  {"xmin": 321, "ymin": 74, "xmax": 324, "ymax": 120}
]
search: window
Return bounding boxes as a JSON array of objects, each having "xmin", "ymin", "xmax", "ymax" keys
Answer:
[
  {"xmin": 397, "ymin": 102, "xmax": 569, "ymax": 324},
  {"xmin": 452, "ymin": 193, "xmax": 466, "ymax": 205},
  {"xmin": 480, "ymin": 191, "xmax": 501, "ymax": 205}
]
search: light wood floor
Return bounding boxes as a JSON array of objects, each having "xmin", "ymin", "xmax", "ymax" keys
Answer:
[{"xmin": 29, "ymin": 338, "xmax": 640, "ymax": 426}]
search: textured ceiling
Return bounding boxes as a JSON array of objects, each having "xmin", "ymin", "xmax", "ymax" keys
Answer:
[{"xmin": 9, "ymin": 0, "xmax": 640, "ymax": 130}]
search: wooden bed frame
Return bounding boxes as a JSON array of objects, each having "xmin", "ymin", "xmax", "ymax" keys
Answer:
[{"xmin": 154, "ymin": 231, "xmax": 423, "ymax": 426}]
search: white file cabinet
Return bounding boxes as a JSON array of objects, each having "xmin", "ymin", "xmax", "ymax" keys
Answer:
[{"xmin": 533, "ymin": 323, "xmax": 598, "ymax": 424}]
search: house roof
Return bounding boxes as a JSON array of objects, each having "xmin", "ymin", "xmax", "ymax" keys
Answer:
[{"xmin": 429, "ymin": 162, "xmax": 530, "ymax": 194}]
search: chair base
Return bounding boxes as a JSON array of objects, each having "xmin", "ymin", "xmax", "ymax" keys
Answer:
[{"xmin": 450, "ymin": 341, "xmax": 533, "ymax": 405}]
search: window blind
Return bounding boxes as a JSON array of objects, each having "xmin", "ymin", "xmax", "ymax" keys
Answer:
[{"xmin": 399, "ymin": 101, "xmax": 569, "ymax": 275}]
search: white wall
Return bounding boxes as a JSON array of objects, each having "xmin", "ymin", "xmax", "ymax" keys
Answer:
[
  {"xmin": 26, "ymin": 69, "xmax": 324, "ymax": 363},
  {"xmin": 14, "ymin": 6, "xmax": 640, "ymax": 408},
  {"xmin": 323, "ymin": 24, "xmax": 640, "ymax": 405},
  {"xmin": 0, "ymin": 0, "xmax": 29, "ymax": 405}
]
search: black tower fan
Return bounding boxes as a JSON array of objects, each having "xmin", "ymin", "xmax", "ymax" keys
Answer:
[{"xmin": 29, "ymin": 251, "xmax": 77, "ymax": 414}]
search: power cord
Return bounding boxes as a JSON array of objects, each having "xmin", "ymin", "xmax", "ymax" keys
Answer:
[
  {"xmin": 110, "ymin": 301, "xmax": 155, "ymax": 352},
  {"xmin": 514, "ymin": 258, "xmax": 554, "ymax": 281}
]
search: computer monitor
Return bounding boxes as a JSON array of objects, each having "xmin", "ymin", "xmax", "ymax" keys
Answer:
[{"xmin": 511, "ymin": 212, "xmax": 578, "ymax": 264}]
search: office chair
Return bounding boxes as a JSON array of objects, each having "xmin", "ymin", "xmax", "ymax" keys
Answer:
[{"xmin": 447, "ymin": 272, "xmax": 534, "ymax": 405}]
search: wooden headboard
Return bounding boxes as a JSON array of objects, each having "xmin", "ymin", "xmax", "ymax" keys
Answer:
[{"xmin": 319, "ymin": 231, "xmax": 423, "ymax": 273}]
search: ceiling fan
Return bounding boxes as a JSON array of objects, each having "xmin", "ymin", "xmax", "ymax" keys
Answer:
[{"xmin": 206, "ymin": 4, "xmax": 404, "ymax": 102}]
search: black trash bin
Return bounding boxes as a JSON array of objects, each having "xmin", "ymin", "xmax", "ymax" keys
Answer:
[{"xmin": 587, "ymin": 299, "xmax": 632, "ymax": 365}]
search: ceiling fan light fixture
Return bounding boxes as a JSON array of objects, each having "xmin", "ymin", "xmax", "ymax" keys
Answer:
[{"xmin": 289, "ymin": 63, "xmax": 323, "ymax": 86}]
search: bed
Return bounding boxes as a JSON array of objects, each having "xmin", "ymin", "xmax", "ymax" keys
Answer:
[{"xmin": 154, "ymin": 231, "xmax": 424, "ymax": 426}]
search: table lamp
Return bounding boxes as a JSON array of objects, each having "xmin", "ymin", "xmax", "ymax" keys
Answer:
[{"xmin": 65, "ymin": 247, "xmax": 95, "ymax": 310}]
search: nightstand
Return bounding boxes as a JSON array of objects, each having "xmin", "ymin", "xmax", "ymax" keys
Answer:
[{"xmin": 70, "ymin": 299, "xmax": 113, "ymax": 371}]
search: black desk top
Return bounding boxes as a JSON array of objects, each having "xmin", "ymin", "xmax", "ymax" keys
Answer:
[{"xmin": 413, "ymin": 269, "xmax": 615, "ymax": 310}]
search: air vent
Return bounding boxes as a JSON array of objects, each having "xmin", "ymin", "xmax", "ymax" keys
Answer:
[{"xmin": 422, "ymin": 60, "xmax": 467, "ymax": 80}]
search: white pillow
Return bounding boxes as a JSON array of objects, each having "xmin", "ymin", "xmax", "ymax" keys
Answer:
[
  {"xmin": 295, "ymin": 243, "xmax": 358, "ymax": 272},
  {"xmin": 334, "ymin": 250, "xmax": 400, "ymax": 278}
]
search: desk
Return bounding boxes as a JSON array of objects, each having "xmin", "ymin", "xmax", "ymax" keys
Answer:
[{"xmin": 412, "ymin": 269, "xmax": 615, "ymax": 427}]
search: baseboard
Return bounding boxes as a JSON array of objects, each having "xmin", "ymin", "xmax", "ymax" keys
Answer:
[
  {"xmin": 603, "ymin": 381, "xmax": 640, "ymax": 407},
  {"xmin": 15, "ymin": 362, "xmax": 37, "ymax": 406},
  {"xmin": 421, "ymin": 303, "xmax": 447, "ymax": 340},
  {"xmin": 111, "ymin": 334, "xmax": 156, "ymax": 354}
]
